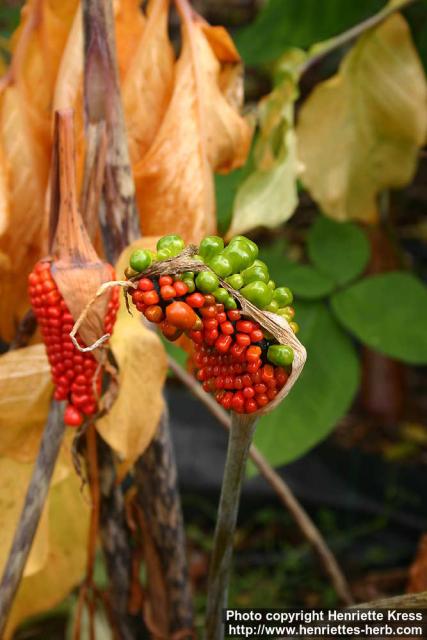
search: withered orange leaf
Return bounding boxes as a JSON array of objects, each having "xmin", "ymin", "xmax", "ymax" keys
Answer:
[
  {"xmin": 115, "ymin": 0, "xmax": 146, "ymax": 81},
  {"xmin": 134, "ymin": 0, "xmax": 251, "ymax": 243},
  {"xmin": 122, "ymin": 0, "xmax": 174, "ymax": 166}
]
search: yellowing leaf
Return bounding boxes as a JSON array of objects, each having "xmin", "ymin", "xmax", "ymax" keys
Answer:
[
  {"xmin": 96, "ymin": 305, "xmax": 167, "ymax": 464},
  {"xmin": 297, "ymin": 14, "xmax": 427, "ymax": 223},
  {"xmin": 0, "ymin": 457, "xmax": 50, "ymax": 580},
  {"xmin": 3, "ymin": 471, "xmax": 89, "ymax": 639},
  {"xmin": 0, "ymin": 344, "xmax": 52, "ymax": 462},
  {"xmin": 134, "ymin": 4, "xmax": 251, "ymax": 243},
  {"xmin": 122, "ymin": 0, "xmax": 174, "ymax": 166},
  {"xmin": 227, "ymin": 57, "xmax": 301, "ymax": 237}
]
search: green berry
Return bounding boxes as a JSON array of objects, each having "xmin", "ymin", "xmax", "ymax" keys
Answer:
[
  {"xmin": 267, "ymin": 280, "xmax": 276, "ymax": 290},
  {"xmin": 223, "ymin": 240, "xmax": 254, "ymax": 272},
  {"xmin": 224, "ymin": 295, "xmax": 237, "ymax": 310},
  {"xmin": 199, "ymin": 236, "xmax": 224, "ymax": 261},
  {"xmin": 267, "ymin": 344, "xmax": 294, "ymax": 367},
  {"xmin": 213, "ymin": 287, "xmax": 230, "ymax": 303},
  {"xmin": 195, "ymin": 270, "xmax": 219, "ymax": 293},
  {"xmin": 277, "ymin": 306, "xmax": 294, "ymax": 322},
  {"xmin": 208, "ymin": 253, "xmax": 233, "ymax": 278},
  {"xmin": 273, "ymin": 287, "xmax": 293, "ymax": 306},
  {"xmin": 265, "ymin": 300, "xmax": 279, "ymax": 312},
  {"xmin": 183, "ymin": 271, "xmax": 194, "ymax": 279},
  {"xmin": 183, "ymin": 278, "xmax": 195, "ymax": 293},
  {"xmin": 225, "ymin": 274, "xmax": 244, "ymax": 290},
  {"xmin": 241, "ymin": 263, "xmax": 269, "ymax": 285},
  {"xmin": 157, "ymin": 248, "xmax": 172, "ymax": 261},
  {"xmin": 229, "ymin": 236, "xmax": 259, "ymax": 260},
  {"xmin": 129, "ymin": 249, "xmax": 152, "ymax": 272},
  {"xmin": 157, "ymin": 234, "xmax": 185, "ymax": 257},
  {"xmin": 240, "ymin": 281, "xmax": 273, "ymax": 308}
]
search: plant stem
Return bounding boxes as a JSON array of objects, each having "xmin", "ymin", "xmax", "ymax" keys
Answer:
[
  {"xmin": 299, "ymin": 0, "xmax": 418, "ymax": 75},
  {"xmin": 0, "ymin": 400, "xmax": 65, "ymax": 637},
  {"xmin": 205, "ymin": 413, "xmax": 257, "ymax": 640},
  {"xmin": 168, "ymin": 356, "xmax": 353, "ymax": 605}
]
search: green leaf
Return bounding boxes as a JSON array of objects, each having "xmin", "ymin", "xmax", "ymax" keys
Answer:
[
  {"xmin": 235, "ymin": 0, "xmax": 384, "ymax": 65},
  {"xmin": 307, "ymin": 216, "xmax": 370, "ymax": 286},
  {"xmin": 297, "ymin": 14, "xmax": 427, "ymax": 223},
  {"xmin": 283, "ymin": 264, "xmax": 336, "ymax": 299},
  {"xmin": 253, "ymin": 301, "xmax": 359, "ymax": 470},
  {"xmin": 331, "ymin": 272, "xmax": 427, "ymax": 364},
  {"xmin": 259, "ymin": 241, "xmax": 335, "ymax": 299}
]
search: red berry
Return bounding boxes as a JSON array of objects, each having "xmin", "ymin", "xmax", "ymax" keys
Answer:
[
  {"xmin": 231, "ymin": 392, "xmax": 245, "ymax": 413},
  {"xmin": 227, "ymin": 310, "xmax": 241, "ymax": 322},
  {"xmin": 145, "ymin": 305, "xmax": 164, "ymax": 323},
  {"xmin": 236, "ymin": 320, "xmax": 255, "ymax": 334},
  {"xmin": 64, "ymin": 405, "xmax": 83, "ymax": 427},
  {"xmin": 186, "ymin": 293, "xmax": 205, "ymax": 308},
  {"xmin": 159, "ymin": 275, "xmax": 173, "ymax": 286},
  {"xmin": 160, "ymin": 285, "xmax": 176, "ymax": 300},
  {"xmin": 236, "ymin": 333, "xmax": 251, "ymax": 347},
  {"xmin": 245, "ymin": 399, "xmax": 258, "ymax": 414},
  {"xmin": 166, "ymin": 301, "xmax": 198, "ymax": 330},
  {"xmin": 243, "ymin": 386, "xmax": 255, "ymax": 399},
  {"xmin": 250, "ymin": 329, "xmax": 264, "ymax": 342},
  {"xmin": 138, "ymin": 278, "xmax": 154, "ymax": 291},
  {"xmin": 220, "ymin": 321, "xmax": 234, "ymax": 335},
  {"xmin": 215, "ymin": 334, "xmax": 232, "ymax": 353},
  {"xmin": 173, "ymin": 280, "xmax": 189, "ymax": 296},
  {"xmin": 247, "ymin": 346, "xmax": 262, "ymax": 363},
  {"xmin": 142, "ymin": 290, "xmax": 160, "ymax": 306}
]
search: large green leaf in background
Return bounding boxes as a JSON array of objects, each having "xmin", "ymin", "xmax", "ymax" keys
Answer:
[
  {"xmin": 307, "ymin": 216, "xmax": 370, "ymax": 286},
  {"xmin": 259, "ymin": 240, "xmax": 335, "ymax": 300},
  {"xmin": 236, "ymin": 0, "xmax": 384, "ymax": 65},
  {"xmin": 253, "ymin": 301, "xmax": 359, "ymax": 472},
  {"xmin": 332, "ymin": 272, "xmax": 427, "ymax": 365}
]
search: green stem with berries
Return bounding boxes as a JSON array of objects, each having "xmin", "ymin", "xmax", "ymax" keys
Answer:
[{"xmin": 205, "ymin": 413, "xmax": 258, "ymax": 640}]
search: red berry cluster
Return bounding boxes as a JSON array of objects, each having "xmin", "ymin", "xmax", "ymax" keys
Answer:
[
  {"xmin": 130, "ymin": 275, "xmax": 289, "ymax": 414},
  {"xmin": 28, "ymin": 260, "xmax": 119, "ymax": 427}
]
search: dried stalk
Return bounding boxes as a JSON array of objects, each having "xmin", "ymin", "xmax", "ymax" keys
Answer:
[
  {"xmin": 82, "ymin": 1, "xmax": 194, "ymax": 635},
  {"xmin": 205, "ymin": 413, "xmax": 258, "ymax": 640},
  {"xmin": 134, "ymin": 408, "xmax": 194, "ymax": 637},
  {"xmin": 96, "ymin": 435, "xmax": 144, "ymax": 640},
  {"xmin": 299, "ymin": 0, "xmax": 417, "ymax": 75},
  {"xmin": 167, "ymin": 356, "xmax": 353, "ymax": 605},
  {"xmin": 0, "ymin": 401, "xmax": 66, "ymax": 637}
]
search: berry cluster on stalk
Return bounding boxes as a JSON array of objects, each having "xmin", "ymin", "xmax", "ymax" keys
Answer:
[
  {"xmin": 126, "ymin": 234, "xmax": 298, "ymax": 415},
  {"xmin": 28, "ymin": 260, "xmax": 119, "ymax": 427}
]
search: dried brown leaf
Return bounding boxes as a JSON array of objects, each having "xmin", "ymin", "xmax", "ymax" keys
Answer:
[
  {"xmin": 134, "ymin": 0, "xmax": 251, "ymax": 243},
  {"xmin": 122, "ymin": 0, "xmax": 174, "ymax": 165}
]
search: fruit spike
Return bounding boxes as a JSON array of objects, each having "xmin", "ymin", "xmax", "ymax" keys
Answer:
[
  {"xmin": 127, "ymin": 234, "xmax": 298, "ymax": 415},
  {"xmin": 28, "ymin": 260, "xmax": 119, "ymax": 427}
]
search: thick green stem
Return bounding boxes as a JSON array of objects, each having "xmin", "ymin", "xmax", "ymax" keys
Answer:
[{"xmin": 205, "ymin": 413, "xmax": 257, "ymax": 640}]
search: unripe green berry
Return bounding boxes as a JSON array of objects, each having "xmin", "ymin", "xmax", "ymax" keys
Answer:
[
  {"xmin": 267, "ymin": 344, "xmax": 294, "ymax": 367},
  {"xmin": 129, "ymin": 249, "xmax": 152, "ymax": 272},
  {"xmin": 199, "ymin": 236, "xmax": 224, "ymax": 261},
  {"xmin": 273, "ymin": 287, "xmax": 293, "ymax": 306},
  {"xmin": 213, "ymin": 288, "xmax": 230, "ymax": 303},
  {"xmin": 195, "ymin": 270, "xmax": 219, "ymax": 293},
  {"xmin": 226, "ymin": 274, "xmax": 244, "ymax": 290},
  {"xmin": 208, "ymin": 253, "xmax": 233, "ymax": 278},
  {"xmin": 240, "ymin": 281, "xmax": 273, "ymax": 308},
  {"xmin": 157, "ymin": 234, "xmax": 185, "ymax": 257}
]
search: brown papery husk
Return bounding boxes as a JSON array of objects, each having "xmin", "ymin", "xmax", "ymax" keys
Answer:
[
  {"xmin": 129, "ymin": 245, "xmax": 307, "ymax": 417},
  {"xmin": 49, "ymin": 109, "xmax": 112, "ymax": 360}
]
